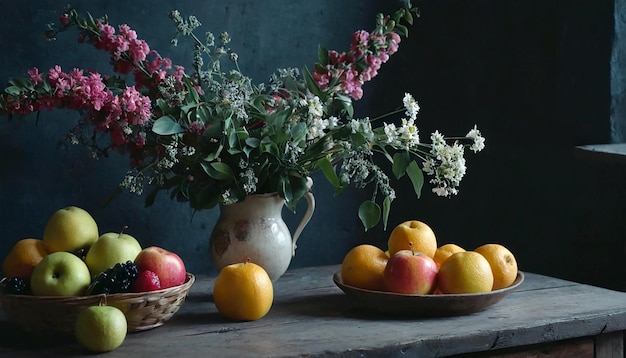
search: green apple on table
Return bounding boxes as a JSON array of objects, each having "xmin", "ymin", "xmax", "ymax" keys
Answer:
[
  {"xmin": 75, "ymin": 305, "xmax": 127, "ymax": 352},
  {"xmin": 42, "ymin": 206, "xmax": 99, "ymax": 253},
  {"xmin": 85, "ymin": 227, "xmax": 142, "ymax": 276},
  {"xmin": 30, "ymin": 252, "xmax": 91, "ymax": 296}
]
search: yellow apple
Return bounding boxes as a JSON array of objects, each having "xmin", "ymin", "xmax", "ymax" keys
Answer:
[
  {"xmin": 42, "ymin": 206, "xmax": 99, "ymax": 253},
  {"xmin": 85, "ymin": 228, "xmax": 142, "ymax": 276}
]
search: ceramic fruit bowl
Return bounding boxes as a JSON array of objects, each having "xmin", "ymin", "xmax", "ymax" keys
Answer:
[
  {"xmin": 333, "ymin": 271, "xmax": 524, "ymax": 317},
  {"xmin": 0, "ymin": 272, "xmax": 195, "ymax": 336}
]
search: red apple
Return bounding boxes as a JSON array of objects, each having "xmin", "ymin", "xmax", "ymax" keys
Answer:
[
  {"xmin": 384, "ymin": 249, "xmax": 439, "ymax": 294},
  {"xmin": 134, "ymin": 246, "xmax": 186, "ymax": 289}
]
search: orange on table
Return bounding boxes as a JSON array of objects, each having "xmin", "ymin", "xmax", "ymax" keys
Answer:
[
  {"xmin": 341, "ymin": 244, "xmax": 388, "ymax": 291},
  {"xmin": 387, "ymin": 220, "xmax": 437, "ymax": 258},
  {"xmin": 433, "ymin": 243, "xmax": 465, "ymax": 267},
  {"xmin": 213, "ymin": 260, "xmax": 273, "ymax": 321},
  {"xmin": 475, "ymin": 243, "xmax": 518, "ymax": 290},
  {"xmin": 437, "ymin": 251, "xmax": 494, "ymax": 294},
  {"xmin": 2, "ymin": 238, "xmax": 48, "ymax": 279}
]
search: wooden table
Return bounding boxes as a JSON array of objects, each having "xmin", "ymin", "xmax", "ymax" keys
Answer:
[{"xmin": 1, "ymin": 264, "xmax": 626, "ymax": 357}]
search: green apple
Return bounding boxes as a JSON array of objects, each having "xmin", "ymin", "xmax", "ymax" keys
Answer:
[
  {"xmin": 30, "ymin": 252, "xmax": 91, "ymax": 296},
  {"xmin": 75, "ymin": 305, "xmax": 127, "ymax": 352},
  {"xmin": 42, "ymin": 206, "xmax": 99, "ymax": 253},
  {"xmin": 85, "ymin": 228, "xmax": 142, "ymax": 276}
]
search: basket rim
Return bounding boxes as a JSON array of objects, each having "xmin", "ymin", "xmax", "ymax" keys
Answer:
[{"xmin": 0, "ymin": 272, "xmax": 195, "ymax": 303}]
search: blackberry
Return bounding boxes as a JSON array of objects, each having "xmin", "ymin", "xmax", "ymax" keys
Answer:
[
  {"xmin": 1, "ymin": 277, "xmax": 31, "ymax": 295},
  {"xmin": 87, "ymin": 260, "xmax": 139, "ymax": 295}
]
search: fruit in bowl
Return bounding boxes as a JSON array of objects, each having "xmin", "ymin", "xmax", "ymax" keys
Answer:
[
  {"xmin": 340, "ymin": 244, "xmax": 388, "ymax": 291},
  {"xmin": 0, "ymin": 205, "xmax": 195, "ymax": 336},
  {"xmin": 30, "ymin": 251, "xmax": 92, "ymax": 296},
  {"xmin": 2, "ymin": 238, "xmax": 48, "ymax": 279},
  {"xmin": 132, "ymin": 270, "xmax": 161, "ymax": 292},
  {"xmin": 85, "ymin": 227, "xmax": 142, "ymax": 278},
  {"xmin": 134, "ymin": 246, "xmax": 186, "ymax": 289},
  {"xmin": 42, "ymin": 206, "xmax": 99, "ymax": 253},
  {"xmin": 87, "ymin": 261, "xmax": 139, "ymax": 295},
  {"xmin": 384, "ymin": 247, "xmax": 438, "ymax": 294}
]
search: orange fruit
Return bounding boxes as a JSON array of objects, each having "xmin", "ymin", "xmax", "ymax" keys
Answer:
[
  {"xmin": 341, "ymin": 244, "xmax": 388, "ymax": 291},
  {"xmin": 2, "ymin": 238, "xmax": 48, "ymax": 279},
  {"xmin": 433, "ymin": 243, "xmax": 465, "ymax": 267},
  {"xmin": 475, "ymin": 243, "xmax": 518, "ymax": 290},
  {"xmin": 387, "ymin": 220, "xmax": 437, "ymax": 258},
  {"xmin": 213, "ymin": 260, "xmax": 273, "ymax": 321},
  {"xmin": 438, "ymin": 251, "xmax": 494, "ymax": 294}
]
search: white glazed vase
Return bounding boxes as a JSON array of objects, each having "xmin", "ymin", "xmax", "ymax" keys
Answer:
[{"xmin": 209, "ymin": 185, "xmax": 315, "ymax": 281}]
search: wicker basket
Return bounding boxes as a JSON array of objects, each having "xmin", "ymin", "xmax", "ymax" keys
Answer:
[{"xmin": 0, "ymin": 272, "xmax": 195, "ymax": 336}]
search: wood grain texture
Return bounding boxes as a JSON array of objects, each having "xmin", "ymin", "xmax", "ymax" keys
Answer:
[{"xmin": 1, "ymin": 265, "xmax": 626, "ymax": 357}]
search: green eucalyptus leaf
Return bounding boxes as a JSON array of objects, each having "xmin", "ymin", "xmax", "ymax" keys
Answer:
[
  {"xmin": 201, "ymin": 161, "xmax": 234, "ymax": 180},
  {"xmin": 4, "ymin": 86, "xmax": 22, "ymax": 96},
  {"xmin": 318, "ymin": 44, "xmax": 329, "ymax": 66},
  {"xmin": 406, "ymin": 160, "xmax": 424, "ymax": 198},
  {"xmin": 392, "ymin": 151, "xmax": 410, "ymax": 179},
  {"xmin": 152, "ymin": 115, "xmax": 185, "ymax": 135},
  {"xmin": 395, "ymin": 24, "xmax": 409, "ymax": 38},
  {"xmin": 358, "ymin": 200, "xmax": 381, "ymax": 231},
  {"xmin": 290, "ymin": 122, "xmax": 307, "ymax": 141},
  {"xmin": 335, "ymin": 94, "xmax": 354, "ymax": 117},
  {"xmin": 382, "ymin": 195, "xmax": 392, "ymax": 231},
  {"xmin": 316, "ymin": 157, "xmax": 340, "ymax": 187},
  {"xmin": 184, "ymin": 76, "xmax": 200, "ymax": 103},
  {"xmin": 245, "ymin": 137, "xmax": 260, "ymax": 148},
  {"xmin": 403, "ymin": 9, "xmax": 414, "ymax": 25},
  {"xmin": 228, "ymin": 131, "xmax": 238, "ymax": 147},
  {"xmin": 8, "ymin": 77, "xmax": 33, "ymax": 89}
]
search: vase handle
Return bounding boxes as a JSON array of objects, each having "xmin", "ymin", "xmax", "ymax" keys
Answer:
[{"xmin": 291, "ymin": 191, "xmax": 315, "ymax": 257}]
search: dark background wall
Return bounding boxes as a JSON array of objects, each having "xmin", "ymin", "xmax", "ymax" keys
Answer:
[{"xmin": 2, "ymin": 0, "xmax": 625, "ymax": 290}]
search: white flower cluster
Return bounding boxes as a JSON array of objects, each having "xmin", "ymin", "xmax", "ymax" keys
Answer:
[
  {"xmin": 340, "ymin": 153, "xmax": 396, "ymax": 200},
  {"xmin": 306, "ymin": 96, "xmax": 326, "ymax": 140},
  {"xmin": 466, "ymin": 125, "xmax": 485, "ymax": 153},
  {"xmin": 120, "ymin": 170, "xmax": 145, "ymax": 195},
  {"xmin": 383, "ymin": 93, "xmax": 420, "ymax": 148},
  {"xmin": 221, "ymin": 74, "xmax": 252, "ymax": 121},
  {"xmin": 422, "ymin": 126, "xmax": 484, "ymax": 197}
]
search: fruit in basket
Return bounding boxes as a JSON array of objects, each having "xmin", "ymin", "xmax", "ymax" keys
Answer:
[
  {"xmin": 341, "ymin": 244, "xmax": 388, "ymax": 291},
  {"xmin": 134, "ymin": 246, "xmax": 186, "ymax": 289},
  {"xmin": 87, "ymin": 261, "xmax": 139, "ymax": 295},
  {"xmin": 384, "ymin": 246, "xmax": 439, "ymax": 294},
  {"xmin": 85, "ymin": 227, "xmax": 142, "ymax": 277},
  {"xmin": 2, "ymin": 238, "xmax": 48, "ymax": 279},
  {"xmin": 30, "ymin": 251, "xmax": 91, "ymax": 296},
  {"xmin": 437, "ymin": 251, "xmax": 494, "ymax": 294},
  {"xmin": 75, "ymin": 305, "xmax": 127, "ymax": 353},
  {"xmin": 433, "ymin": 243, "xmax": 465, "ymax": 267},
  {"xmin": 42, "ymin": 206, "xmax": 99, "ymax": 253},
  {"xmin": 474, "ymin": 243, "xmax": 518, "ymax": 290},
  {"xmin": 213, "ymin": 260, "xmax": 273, "ymax": 321},
  {"xmin": 387, "ymin": 220, "xmax": 437, "ymax": 258},
  {"xmin": 0, "ymin": 277, "xmax": 31, "ymax": 295},
  {"xmin": 131, "ymin": 270, "xmax": 161, "ymax": 292}
]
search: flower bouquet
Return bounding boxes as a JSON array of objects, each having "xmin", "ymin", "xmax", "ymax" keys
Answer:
[{"xmin": 0, "ymin": 2, "xmax": 484, "ymax": 230}]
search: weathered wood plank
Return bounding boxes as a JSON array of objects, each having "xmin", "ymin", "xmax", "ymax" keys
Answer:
[
  {"xmin": 1, "ymin": 265, "xmax": 626, "ymax": 357},
  {"xmin": 453, "ymin": 337, "xmax": 594, "ymax": 357},
  {"xmin": 595, "ymin": 331, "xmax": 624, "ymax": 358}
]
